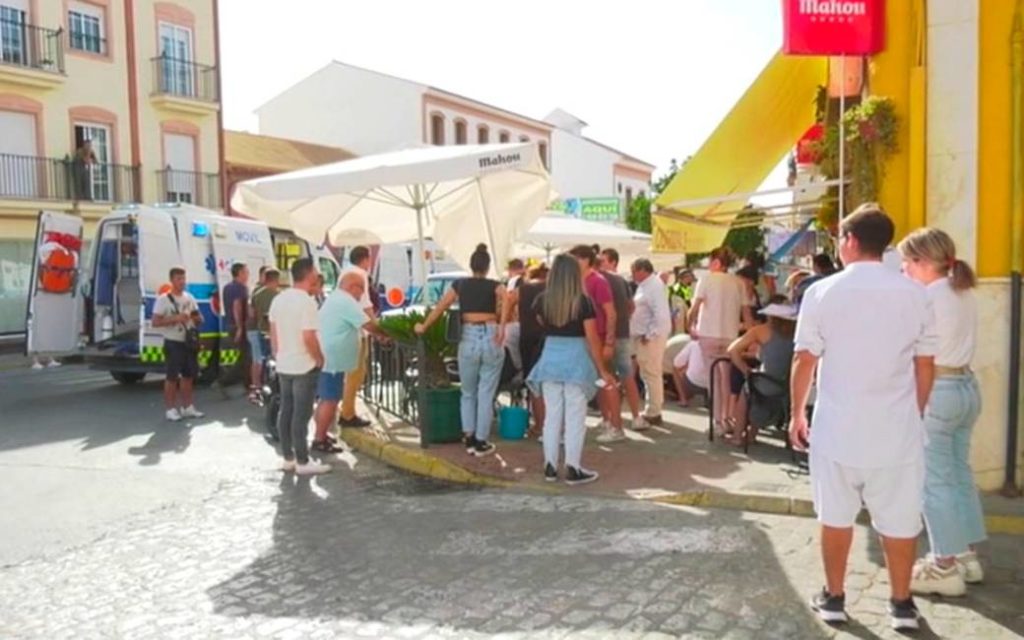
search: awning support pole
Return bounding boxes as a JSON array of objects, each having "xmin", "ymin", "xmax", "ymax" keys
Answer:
[{"xmin": 839, "ymin": 54, "xmax": 847, "ymax": 222}]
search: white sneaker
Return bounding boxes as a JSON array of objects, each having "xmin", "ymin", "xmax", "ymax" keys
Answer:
[
  {"xmin": 47, "ymin": 360, "xmax": 61, "ymax": 368},
  {"xmin": 956, "ymin": 551, "xmax": 984, "ymax": 584},
  {"xmin": 295, "ymin": 461, "xmax": 332, "ymax": 475},
  {"xmin": 31, "ymin": 361, "xmax": 44, "ymax": 371},
  {"xmin": 632, "ymin": 417, "xmax": 652, "ymax": 431},
  {"xmin": 165, "ymin": 408, "xmax": 182, "ymax": 422},
  {"xmin": 911, "ymin": 559, "xmax": 966, "ymax": 597},
  {"xmin": 180, "ymin": 405, "xmax": 204, "ymax": 419},
  {"xmin": 280, "ymin": 459, "xmax": 296, "ymax": 472},
  {"xmin": 596, "ymin": 427, "xmax": 626, "ymax": 443}
]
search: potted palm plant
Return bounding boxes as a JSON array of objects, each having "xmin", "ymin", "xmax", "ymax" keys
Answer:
[{"xmin": 377, "ymin": 310, "xmax": 462, "ymax": 443}]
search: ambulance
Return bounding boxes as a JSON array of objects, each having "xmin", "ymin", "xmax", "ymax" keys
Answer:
[{"xmin": 25, "ymin": 203, "xmax": 338, "ymax": 384}]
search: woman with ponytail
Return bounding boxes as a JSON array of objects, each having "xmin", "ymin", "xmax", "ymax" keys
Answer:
[
  {"xmin": 416, "ymin": 244, "xmax": 506, "ymax": 457},
  {"xmin": 899, "ymin": 228, "xmax": 985, "ymax": 597}
]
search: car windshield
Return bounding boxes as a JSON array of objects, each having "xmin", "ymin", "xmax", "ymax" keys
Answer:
[{"xmin": 412, "ymin": 278, "xmax": 456, "ymax": 306}]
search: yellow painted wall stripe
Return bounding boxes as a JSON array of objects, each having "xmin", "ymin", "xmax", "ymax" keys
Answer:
[
  {"xmin": 977, "ymin": 1, "xmax": 1017, "ymax": 277},
  {"xmin": 868, "ymin": 0, "xmax": 915, "ymax": 240}
]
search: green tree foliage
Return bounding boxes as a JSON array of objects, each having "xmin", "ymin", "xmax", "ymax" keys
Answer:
[{"xmin": 625, "ymin": 158, "xmax": 683, "ymax": 233}]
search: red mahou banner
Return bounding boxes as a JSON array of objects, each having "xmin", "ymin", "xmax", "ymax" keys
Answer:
[{"xmin": 782, "ymin": 0, "xmax": 886, "ymax": 56}]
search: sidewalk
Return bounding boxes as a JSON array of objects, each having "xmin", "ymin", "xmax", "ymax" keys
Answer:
[{"xmin": 342, "ymin": 399, "xmax": 1024, "ymax": 535}]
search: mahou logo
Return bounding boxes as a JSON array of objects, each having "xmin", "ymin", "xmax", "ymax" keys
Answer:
[
  {"xmin": 783, "ymin": 0, "xmax": 885, "ymax": 55},
  {"xmin": 799, "ymin": 0, "xmax": 867, "ymax": 18}
]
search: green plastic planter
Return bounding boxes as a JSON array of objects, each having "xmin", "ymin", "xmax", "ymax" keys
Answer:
[{"xmin": 419, "ymin": 386, "xmax": 463, "ymax": 443}]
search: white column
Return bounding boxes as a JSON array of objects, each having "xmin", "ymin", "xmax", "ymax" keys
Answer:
[{"xmin": 926, "ymin": 0, "xmax": 980, "ymax": 264}]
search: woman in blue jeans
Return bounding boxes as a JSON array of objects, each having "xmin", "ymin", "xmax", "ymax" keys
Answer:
[
  {"xmin": 900, "ymin": 228, "xmax": 986, "ymax": 597},
  {"xmin": 527, "ymin": 254, "xmax": 615, "ymax": 485},
  {"xmin": 416, "ymin": 244, "xmax": 506, "ymax": 456}
]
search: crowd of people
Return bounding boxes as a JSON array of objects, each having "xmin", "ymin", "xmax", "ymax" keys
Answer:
[{"xmin": 149, "ymin": 205, "xmax": 987, "ymax": 627}]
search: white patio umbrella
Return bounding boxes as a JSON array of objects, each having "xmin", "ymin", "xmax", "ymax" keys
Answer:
[
  {"xmin": 230, "ymin": 143, "xmax": 553, "ymax": 287},
  {"xmin": 518, "ymin": 211, "xmax": 652, "ymax": 261}
]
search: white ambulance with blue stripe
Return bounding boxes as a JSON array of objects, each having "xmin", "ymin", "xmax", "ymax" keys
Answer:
[{"xmin": 25, "ymin": 203, "xmax": 338, "ymax": 384}]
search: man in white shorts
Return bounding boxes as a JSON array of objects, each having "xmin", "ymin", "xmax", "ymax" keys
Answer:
[{"xmin": 790, "ymin": 204, "xmax": 937, "ymax": 631}]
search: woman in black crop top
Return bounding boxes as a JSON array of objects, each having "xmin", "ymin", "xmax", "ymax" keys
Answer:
[
  {"xmin": 415, "ymin": 244, "xmax": 506, "ymax": 457},
  {"xmin": 525, "ymin": 254, "xmax": 614, "ymax": 486}
]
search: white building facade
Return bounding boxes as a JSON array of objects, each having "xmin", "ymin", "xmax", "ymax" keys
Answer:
[{"xmin": 254, "ymin": 62, "xmax": 653, "ymax": 219}]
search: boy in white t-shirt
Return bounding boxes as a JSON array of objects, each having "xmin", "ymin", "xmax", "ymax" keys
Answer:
[{"xmin": 672, "ymin": 339, "xmax": 708, "ymax": 406}]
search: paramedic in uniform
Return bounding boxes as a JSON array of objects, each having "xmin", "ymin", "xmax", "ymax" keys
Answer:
[{"xmin": 151, "ymin": 267, "xmax": 205, "ymax": 422}]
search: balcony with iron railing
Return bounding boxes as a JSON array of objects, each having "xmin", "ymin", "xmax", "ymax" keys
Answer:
[
  {"xmin": 0, "ymin": 19, "xmax": 65, "ymax": 88},
  {"xmin": 150, "ymin": 55, "xmax": 219, "ymax": 114},
  {"xmin": 156, "ymin": 168, "xmax": 222, "ymax": 209},
  {"xmin": 0, "ymin": 153, "xmax": 139, "ymax": 203}
]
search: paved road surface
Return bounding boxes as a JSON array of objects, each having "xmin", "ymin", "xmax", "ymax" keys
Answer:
[{"xmin": 1, "ymin": 365, "xmax": 1022, "ymax": 639}]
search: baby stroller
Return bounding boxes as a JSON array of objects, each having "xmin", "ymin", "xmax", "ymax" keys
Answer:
[{"xmin": 259, "ymin": 355, "xmax": 281, "ymax": 442}]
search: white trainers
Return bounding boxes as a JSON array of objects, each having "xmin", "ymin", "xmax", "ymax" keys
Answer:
[
  {"xmin": 165, "ymin": 408, "xmax": 182, "ymax": 422},
  {"xmin": 295, "ymin": 461, "xmax": 332, "ymax": 475},
  {"xmin": 596, "ymin": 427, "xmax": 626, "ymax": 443},
  {"xmin": 956, "ymin": 551, "xmax": 984, "ymax": 584},
  {"xmin": 47, "ymin": 359, "xmax": 62, "ymax": 368},
  {"xmin": 31, "ymin": 361, "xmax": 44, "ymax": 371},
  {"xmin": 180, "ymin": 405, "xmax": 204, "ymax": 419},
  {"xmin": 911, "ymin": 559, "xmax": 966, "ymax": 597},
  {"xmin": 280, "ymin": 459, "xmax": 296, "ymax": 472},
  {"xmin": 632, "ymin": 417, "xmax": 652, "ymax": 431}
]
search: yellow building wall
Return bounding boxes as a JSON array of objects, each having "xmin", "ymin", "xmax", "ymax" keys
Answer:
[
  {"xmin": 0, "ymin": 0, "xmax": 220, "ymax": 226},
  {"xmin": 0, "ymin": 2, "xmax": 132, "ymax": 163},
  {"xmin": 133, "ymin": 0, "xmax": 221, "ymax": 203},
  {"xmin": 0, "ymin": 1, "xmax": 133, "ymax": 231},
  {"xmin": 977, "ymin": 1, "xmax": 1015, "ymax": 278},
  {"xmin": 867, "ymin": 0, "xmax": 914, "ymax": 240}
]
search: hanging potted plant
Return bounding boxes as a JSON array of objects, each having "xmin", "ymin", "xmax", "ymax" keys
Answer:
[
  {"xmin": 814, "ymin": 95, "xmax": 899, "ymax": 229},
  {"xmin": 377, "ymin": 310, "xmax": 462, "ymax": 443}
]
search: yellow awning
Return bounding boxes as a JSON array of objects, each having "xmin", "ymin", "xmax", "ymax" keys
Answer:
[{"xmin": 653, "ymin": 51, "xmax": 827, "ymax": 254}]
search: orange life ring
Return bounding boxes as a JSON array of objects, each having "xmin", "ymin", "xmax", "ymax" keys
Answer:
[{"xmin": 38, "ymin": 244, "xmax": 77, "ymax": 294}]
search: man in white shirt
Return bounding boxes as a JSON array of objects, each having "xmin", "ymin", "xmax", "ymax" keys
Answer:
[
  {"xmin": 629, "ymin": 258, "xmax": 673, "ymax": 426},
  {"xmin": 791, "ymin": 205, "xmax": 938, "ymax": 631},
  {"xmin": 269, "ymin": 258, "xmax": 330, "ymax": 475},
  {"xmin": 687, "ymin": 248, "xmax": 754, "ymax": 427},
  {"xmin": 338, "ymin": 246, "xmax": 377, "ymax": 427}
]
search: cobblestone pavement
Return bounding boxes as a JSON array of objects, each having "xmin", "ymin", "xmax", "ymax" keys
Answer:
[{"xmin": 1, "ymin": 366, "xmax": 1022, "ymax": 639}]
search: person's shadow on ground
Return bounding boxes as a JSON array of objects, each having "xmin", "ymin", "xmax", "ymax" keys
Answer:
[{"xmin": 127, "ymin": 425, "xmax": 192, "ymax": 466}]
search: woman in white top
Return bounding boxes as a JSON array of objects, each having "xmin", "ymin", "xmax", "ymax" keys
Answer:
[{"xmin": 898, "ymin": 228, "xmax": 986, "ymax": 598}]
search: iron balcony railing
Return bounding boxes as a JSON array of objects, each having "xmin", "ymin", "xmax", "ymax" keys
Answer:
[
  {"xmin": 156, "ymin": 168, "xmax": 222, "ymax": 208},
  {"xmin": 0, "ymin": 153, "xmax": 139, "ymax": 202},
  {"xmin": 0, "ymin": 19, "xmax": 65, "ymax": 73},
  {"xmin": 151, "ymin": 55, "xmax": 218, "ymax": 102}
]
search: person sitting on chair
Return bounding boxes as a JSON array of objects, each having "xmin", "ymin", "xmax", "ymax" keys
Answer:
[{"xmin": 722, "ymin": 299, "xmax": 796, "ymax": 445}]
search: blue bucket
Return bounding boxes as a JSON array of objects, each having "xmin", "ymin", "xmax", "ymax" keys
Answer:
[{"xmin": 498, "ymin": 406, "xmax": 529, "ymax": 440}]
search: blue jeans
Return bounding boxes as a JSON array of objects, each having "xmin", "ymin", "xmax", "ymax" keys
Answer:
[
  {"xmin": 458, "ymin": 324, "xmax": 505, "ymax": 441},
  {"xmin": 922, "ymin": 374, "xmax": 987, "ymax": 556}
]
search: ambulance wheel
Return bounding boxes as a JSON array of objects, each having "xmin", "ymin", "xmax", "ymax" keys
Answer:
[
  {"xmin": 196, "ymin": 364, "xmax": 219, "ymax": 387},
  {"xmin": 111, "ymin": 371, "xmax": 146, "ymax": 385}
]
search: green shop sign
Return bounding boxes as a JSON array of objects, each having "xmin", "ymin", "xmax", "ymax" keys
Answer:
[{"xmin": 552, "ymin": 197, "xmax": 621, "ymax": 222}]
